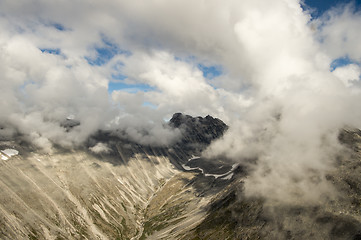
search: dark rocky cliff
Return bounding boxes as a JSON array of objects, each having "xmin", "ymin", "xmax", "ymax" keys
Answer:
[{"xmin": 169, "ymin": 112, "xmax": 228, "ymax": 145}]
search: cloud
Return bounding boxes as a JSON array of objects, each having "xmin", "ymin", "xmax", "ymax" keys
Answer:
[
  {"xmin": 332, "ymin": 64, "xmax": 361, "ymax": 88},
  {"xmin": 89, "ymin": 142, "xmax": 112, "ymax": 154},
  {"xmin": 315, "ymin": 2, "xmax": 361, "ymax": 61},
  {"xmin": 0, "ymin": 0, "xmax": 361, "ymax": 202}
]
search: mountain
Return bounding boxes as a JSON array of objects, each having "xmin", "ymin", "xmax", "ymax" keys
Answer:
[
  {"xmin": 0, "ymin": 113, "xmax": 232, "ymax": 239},
  {"xmin": 181, "ymin": 128, "xmax": 361, "ymax": 240},
  {"xmin": 0, "ymin": 113, "xmax": 360, "ymax": 239}
]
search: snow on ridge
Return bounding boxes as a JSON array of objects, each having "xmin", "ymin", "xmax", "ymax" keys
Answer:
[
  {"xmin": 189, "ymin": 155, "xmax": 200, "ymax": 161},
  {"xmin": 1, "ymin": 149, "xmax": 19, "ymax": 161},
  {"xmin": 182, "ymin": 159, "xmax": 239, "ymax": 180}
]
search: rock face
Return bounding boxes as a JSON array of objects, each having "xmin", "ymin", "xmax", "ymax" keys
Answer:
[
  {"xmin": 169, "ymin": 113, "xmax": 228, "ymax": 145},
  {"xmin": 0, "ymin": 114, "xmax": 361, "ymax": 240}
]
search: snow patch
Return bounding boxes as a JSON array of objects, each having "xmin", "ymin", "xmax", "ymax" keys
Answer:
[
  {"xmin": 2, "ymin": 149, "xmax": 19, "ymax": 156},
  {"xmin": 221, "ymin": 173, "xmax": 234, "ymax": 180},
  {"xmin": 182, "ymin": 160, "xmax": 238, "ymax": 180},
  {"xmin": 66, "ymin": 114, "xmax": 75, "ymax": 120},
  {"xmin": 181, "ymin": 164, "xmax": 204, "ymax": 174},
  {"xmin": 189, "ymin": 155, "xmax": 200, "ymax": 161},
  {"xmin": 1, "ymin": 149, "xmax": 19, "ymax": 160}
]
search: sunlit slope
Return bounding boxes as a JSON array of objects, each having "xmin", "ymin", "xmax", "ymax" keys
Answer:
[
  {"xmin": 0, "ymin": 145, "xmax": 180, "ymax": 239},
  {"xmin": 0, "ymin": 113, "xmax": 229, "ymax": 240}
]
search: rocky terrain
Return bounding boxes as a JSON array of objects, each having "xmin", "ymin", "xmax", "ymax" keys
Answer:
[
  {"xmin": 0, "ymin": 113, "xmax": 360, "ymax": 239},
  {"xmin": 0, "ymin": 113, "xmax": 231, "ymax": 239},
  {"xmin": 180, "ymin": 128, "xmax": 361, "ymax": 240}
]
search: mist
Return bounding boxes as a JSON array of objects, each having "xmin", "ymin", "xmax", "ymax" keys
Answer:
[{"xmin": 1, "ymin": 0, "xmax": 361, "ymax": 202}]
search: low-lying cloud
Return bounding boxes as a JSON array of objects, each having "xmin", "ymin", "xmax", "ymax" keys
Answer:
[{"xmin": 0, "ymin": 0, "xmax": 361, "ymax": 202}]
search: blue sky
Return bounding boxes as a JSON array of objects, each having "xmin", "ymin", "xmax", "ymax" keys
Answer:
[
  {"xmin": 304, "ymin": 0, "xmax": 361, "ymax": 16},
  {"xmin": 52, "ymin": 23, "xmax": 66, "ymax": 31},
  {"xmin": 330, "ymin": 56, "xmax": 358, "ymax": 71},
  {"xmin": 197, "ymin": 64, "xmax": 222, "ymax": 80},
  {"xmin": 40, "ymin": 48, "xmax": 61, "ymax": 55},
  {"xmin": 86, "ymin": 37, "xmax": 130, "ymax": 66},
  {"xmin": 108, "ymin": 81, "xmax": 155, "ymax": 93}
]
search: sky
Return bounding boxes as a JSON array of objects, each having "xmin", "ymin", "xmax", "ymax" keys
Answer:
[
  {"xmin": 1, "ymin": 0, "xmax": 361, "ymax": 202},
  {"xmin": 304, "ymin": 0, "xmax": 361, "ymax": 16},
  {"xmin": 304, "ymin": 0, "xmax": 346, "ymax": 15}
]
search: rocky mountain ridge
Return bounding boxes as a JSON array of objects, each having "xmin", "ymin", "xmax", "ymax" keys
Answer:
[
  {"xmin": 0, "ymin": 113, "xmax": 360, "ymax": 239},
  {"xmin": 0, "ymin": 113, "xmax": 233, "ymax": 239}
]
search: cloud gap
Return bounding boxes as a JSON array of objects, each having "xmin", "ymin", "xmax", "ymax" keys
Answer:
[
  {"xmin": 86, "ymin": 35, "xmax": 131, "ymax": 66},
  {"xmin": 330, "ymin": 55, "xmax": 359, "ymax": 71}
]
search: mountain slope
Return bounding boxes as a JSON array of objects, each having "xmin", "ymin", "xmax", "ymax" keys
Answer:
[
  {"xmin": 1, "ymin": 114, "xmax": 361, "ymax": 240},
  {"xmin": 182, "ymin": 128, "xmax": 361, "ymax": 240},
  {"xmin": 0, "ymin": 113, "xmax": 230, "ymax": 239}
]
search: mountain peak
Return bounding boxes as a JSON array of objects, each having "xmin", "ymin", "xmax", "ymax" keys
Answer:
[{"xmin": 169, "ymin": 112, "xmax": 228, "ymax": 145}]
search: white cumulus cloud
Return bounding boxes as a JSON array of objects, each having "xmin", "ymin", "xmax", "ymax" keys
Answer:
[{"xmin": 0, "ymin": 0, "xmax": 361, "ymax": 202}]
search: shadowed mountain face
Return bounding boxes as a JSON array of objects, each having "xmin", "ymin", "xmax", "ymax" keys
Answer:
[
  {"xmin": 0, "ymin": 113, "xmax": 361, "ymax": 240},
  {"xmin": 169, "ymin": 113, "xmax": 228, "ymax": 145}
]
